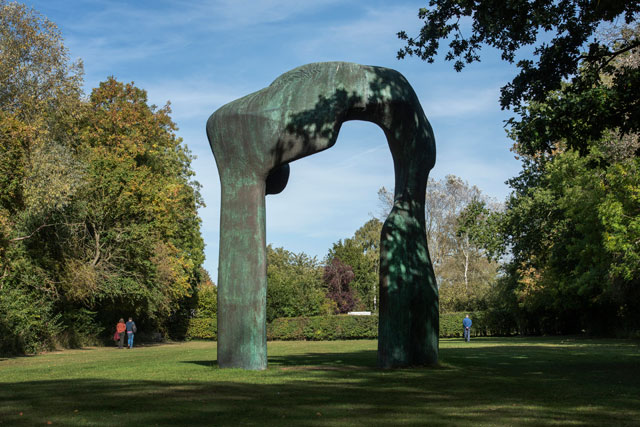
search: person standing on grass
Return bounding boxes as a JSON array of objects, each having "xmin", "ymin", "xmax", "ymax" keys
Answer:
[
  {"xmin": 463, "ymin": 314, "xmax": 472, "ymax": 342},
  {"xmin": 125, "ymin": 317, "xmax": 137, "ymax": 349},
  {"xmin": 116, "ymin": 318, "xmax": 126, "ymax": 349}
]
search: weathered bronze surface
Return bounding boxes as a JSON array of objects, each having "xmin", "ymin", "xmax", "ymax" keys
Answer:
[{"xmin": 207, "ymin": 62, "xmax": 438, "ymax": 369}]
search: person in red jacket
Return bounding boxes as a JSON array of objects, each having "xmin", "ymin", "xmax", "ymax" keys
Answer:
[{"xmin": 116, "ymin": 318, "xmax": 126, "ymax": 349}]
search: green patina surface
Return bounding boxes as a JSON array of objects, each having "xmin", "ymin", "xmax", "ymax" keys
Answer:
[{"xmin": 206, "ymin": 62, "xmax": 438, "ymax": 369}]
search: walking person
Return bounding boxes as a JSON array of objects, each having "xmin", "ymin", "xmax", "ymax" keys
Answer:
[
  {"xmin": 125, "ymin": 317, "xmax": 137, "ymax": 349},
  {"xmin": 463, "ymin": 314, "xmax": 472, "ymax": 342},
  {"xmin": 116, "ymin": 318, "xmax": 126, "ymax": 349}
]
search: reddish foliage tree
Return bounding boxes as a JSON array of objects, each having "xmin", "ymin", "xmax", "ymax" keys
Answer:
[{"xmin": 323, "ymin": 258, "xmax": 359, "ymax": 314}]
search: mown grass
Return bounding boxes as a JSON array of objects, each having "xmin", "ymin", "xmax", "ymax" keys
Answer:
[{"xmin": 1, "ymin": 337, "xmax": 639, "ymax": 426}]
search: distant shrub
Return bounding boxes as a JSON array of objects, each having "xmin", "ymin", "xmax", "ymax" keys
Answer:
[
  {"xmin": 180, "ymin": 312, "xmax": 498, "ymax": 343},
  {"xmin": 0, "ymin": 284, "xmax": 62, "ymax": 355},
  {"xmin": 268, "ymin": 312, "xmax": 497, "ymax": 341},
  {"xmin": 56, "ymin": 308, "xmax": 103, "ymax": 348},
  {"xmin": 268, "ymin": 315, "xmax": 377, "ymax": 341},
  {"xmin": 185, "ymin": 317, "xmax": 217, "ymax": 340},
  {"xmin": 482, "ymin": 308, "xmax": 519, "ymax": 336},
  {"xmin": 439, "ymin": 312, "xmax": 488, "ymax": 337}
]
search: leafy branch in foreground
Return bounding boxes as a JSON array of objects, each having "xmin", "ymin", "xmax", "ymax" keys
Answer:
[{"xmin": 398, "ymin": 0, "xmax": 640, "ymax": 112}]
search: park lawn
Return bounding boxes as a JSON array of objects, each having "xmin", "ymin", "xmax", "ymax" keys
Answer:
[{"xmin": 0, "ymin": 337, "xmax": 639, "ymax": 426}]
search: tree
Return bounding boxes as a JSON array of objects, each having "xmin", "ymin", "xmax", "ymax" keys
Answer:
[
  {"xmin": 72, "ymin": 77, "xmax": 205, "ymax": 325},
  {"xmin": 0, "ymin": 1, "xmax": 85, "ymax": 353},
  {"xmin": 399, "ymin": 3, "xmax": 640, "ymax": 160},
  {"xmin": 266, "ymin": 245, "xmax": 330, "ymax": 322},
  {"xmin": 398, "ymin": 1, "xmax": 640, "ymax": 116},
  {"xmin": 326, "ymin": 218, "xmax": 382, "ymax": 311},
  {"xmin": 0, "ymin": 3, "xmax": 206, "ymax": 354},
  {"xmin": 378, "ymin": 176, "xmax": 500, "ymax": 311},
  {"xmin": 400, "ymin": 2, "xmax": 640, "ymax": 335},
  {"xmin": 491, "ymin": 26, "xmax": 640, "ymax": 334},
  {"xmin": 323, "ymin": 258, "xmax": 359, "ymax": 314},
  {"xmin": 0, "ymin": 0, "xmax": 83, "ymax": 212},
  {"xmin": 0, "ymin": 0, "xmax": 84, "ymax": 258}
]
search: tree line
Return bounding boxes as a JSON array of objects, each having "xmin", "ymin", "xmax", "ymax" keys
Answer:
[{"xmin": 0, "ymin": 2, "xmax": 206, "ymax": 354}]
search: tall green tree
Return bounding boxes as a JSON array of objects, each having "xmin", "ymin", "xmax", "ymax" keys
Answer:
[
  {"xmin": 400, "ymin": 2, "xmax": 640, "ymax": 334},
  {"xmin": 266, "ymin": 245, "xmax": 330, "ymax": 322},
  {"xmin": 490, "ymin": 26, "xmax": 640, "ymax": 334},
  {"xmin": 496, "ymin": 145, "xmax": 639, "ymax": 334}
]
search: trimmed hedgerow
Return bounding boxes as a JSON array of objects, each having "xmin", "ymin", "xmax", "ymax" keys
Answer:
[
  {"xmin": 185, "ymin": 312, "xmax": 493, "ymax": 341},
  {"xmin": 439, "ymin": 312, "xmax": 488, "ymax": 338},
  {"xmin": 185, "ymin": 317, "xmax": 217, "ymax": 340},
  {"xmin": 267, "ymin": 315, "xmax": 378, "ymax": 341},
  {"xmin": 268, "ymin": 312, "xmax": 491, "ymax": 341}
]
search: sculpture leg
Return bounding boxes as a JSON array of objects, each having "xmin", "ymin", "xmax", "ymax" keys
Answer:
[
  {"xmin": 217, "ymin": 177, "xmax": 268, "ymax": 370},
  {"xmin": 377, "ymin": 202, "xmax": 438, "ymax": 368}
]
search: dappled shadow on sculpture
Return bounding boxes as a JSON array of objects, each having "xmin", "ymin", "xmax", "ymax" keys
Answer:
[{"xmin": 206, "ymin": 62, "xmax": 438, "ymax": 369}]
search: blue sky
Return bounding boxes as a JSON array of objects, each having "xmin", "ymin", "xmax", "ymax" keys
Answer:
[{"xmin": 27, "ymin": 0, "xmax": 523, "ymax": 280}]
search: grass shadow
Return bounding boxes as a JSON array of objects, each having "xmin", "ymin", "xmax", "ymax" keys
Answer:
[
  {"xmin": 268, "ymin": 349, "xmax": 378, "ymax": 368},
  {"xmin": 180, "ymin": 360, "xmax": 217, "ymax": 368}
]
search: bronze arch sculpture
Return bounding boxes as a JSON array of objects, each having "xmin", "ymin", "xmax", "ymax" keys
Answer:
[{"xmin": 206, "ymin": 62, "xmax": 438, "ymax": 370}]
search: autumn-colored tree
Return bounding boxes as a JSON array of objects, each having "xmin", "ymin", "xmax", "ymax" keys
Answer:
[
  {"xmin": 0, "ymin": 1, "xmax": 84, "ymax": 353},
  {"xmin": 72, "ymin": 77, "xmax": 205, "ymax": 327},
  {"xmin": 0, "ymin": 2, "xmax": 205, "ymax": 354},
  {"xmin": 323, "ymin": 258, "xmax": 359, "ymax": 314}
]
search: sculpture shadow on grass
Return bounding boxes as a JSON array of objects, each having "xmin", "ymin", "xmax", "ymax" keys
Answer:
[{"xmin": 207, "ymin": 62, "xmax": 438, "ymax": 370}]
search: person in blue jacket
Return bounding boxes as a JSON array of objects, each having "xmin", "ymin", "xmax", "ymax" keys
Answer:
[
  {"xmin": 463, "ymin": 315, "xmax": 472, "ymax": 342},
  {"xmin": 125, "ymin": 317, "xmax": 137, "ymax": 349}
]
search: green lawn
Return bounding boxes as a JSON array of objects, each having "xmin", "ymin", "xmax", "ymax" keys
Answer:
[{"xmin": 1, "ymin": 337, "xmax": 639, "ymax": 426}]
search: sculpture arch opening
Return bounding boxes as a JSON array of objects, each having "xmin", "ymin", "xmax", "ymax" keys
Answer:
[
  {"xmin": 207, "ymin": 62, "xmax": 438, "ymax": 370},
  {"xmin": 265, "ymin": 121, "xmax": 392, "ymax": 313}
]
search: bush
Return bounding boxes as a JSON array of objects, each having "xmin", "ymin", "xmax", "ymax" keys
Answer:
[
  {"xmin": 268, "ymin": 315, "xmax": 378, "ymax": 341},
  {"xmin": 181, "ymin": 312, "xmax": 500, "ymax": 343},
  {"xmin": 439, "ymin": 312, "xmax": 489, "ymax": 337},
  {"xmin": 56, "ymin": 308, "xmax": 103, "ymax": 348},
  {"xmin": 0, "ymin": 284, "xmax": 62, "ymax": 355},
  {"xmin": 268, "ymin": 312, "xmax": 498, "ymax": 341},
  {"xmin": 185, "ymin": 317, "xmax": 217, "ymax": 340},
  {"xmin": 482, "ymin": 308, "xmax": 519, "ymax": 336}
]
